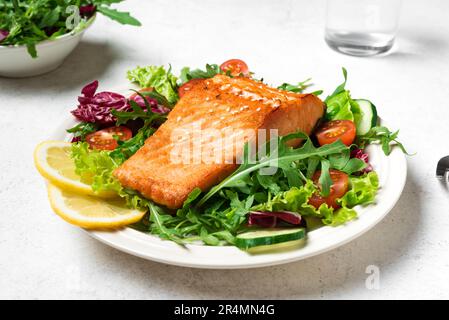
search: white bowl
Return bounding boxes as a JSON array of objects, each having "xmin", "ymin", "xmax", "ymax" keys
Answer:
[{"xmin": 0, "ymin": 15, "xmax": 95, "ymax": 78}]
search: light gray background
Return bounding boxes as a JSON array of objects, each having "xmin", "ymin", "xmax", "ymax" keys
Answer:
[{"xmin": 1, "ymin": 0, "xmax": 448, "ymax": 299}]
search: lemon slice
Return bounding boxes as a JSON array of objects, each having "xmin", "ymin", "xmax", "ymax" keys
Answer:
[
  {"xmin": 34, "ymin": 141, "xmax": 116, "ymax": 198},
  {"xmin": 47, "ymin": 184, "xmax": 146, "ymax": 229}
]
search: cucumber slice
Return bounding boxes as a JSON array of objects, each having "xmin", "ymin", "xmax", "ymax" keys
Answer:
[
  {"xmin": 235, "ymin": 228, "xmax": 306, "ymax": 250},
  {"xmin": 246, "ymin": 239, "xmax": 305, "ymax": 254},
  {"xmin": 354, "ymin": 99, "xmax": 378, "ymax": 135}
]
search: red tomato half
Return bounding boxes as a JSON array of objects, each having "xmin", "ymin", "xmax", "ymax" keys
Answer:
[
  {"xmin": 308, "ymin": 169, "xmax": 349, "ymax": 209},
  {"xmin": 220, "ymin": 59, "xmax": 249, "ymax": 77},
  {"xmin": 315, "ymin": 120, "xmax": 356, "ymax": 146},
  {"xmin": 178, "ymin": 78, "xmax": 204, "ymax": 98},
  {"xmin": 86, "ymin": 126, "xmax": 132, "ymax": 151}
]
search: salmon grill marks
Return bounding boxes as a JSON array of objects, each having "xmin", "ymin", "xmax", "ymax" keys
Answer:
[{"xmin": 113, "ymin": 74, "xmax": 325, "ymax": 209}]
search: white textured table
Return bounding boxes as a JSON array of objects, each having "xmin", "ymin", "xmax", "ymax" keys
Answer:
[{"xmin": 1, "ymin": 0, "xmax": 449, "ymax": 299}]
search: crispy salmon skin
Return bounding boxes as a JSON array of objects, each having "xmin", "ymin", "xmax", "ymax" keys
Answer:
[{"xmin": 114, "ymin": 75, "xmax": 324, "ymax": 208}]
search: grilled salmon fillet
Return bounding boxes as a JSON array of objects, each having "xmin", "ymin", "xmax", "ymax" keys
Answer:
[{"xmin": 114, "ymin": 74, "xmax": 324, "ymax": 209}]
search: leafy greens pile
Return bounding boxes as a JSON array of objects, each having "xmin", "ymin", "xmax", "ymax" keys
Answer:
[
  {"xmin": 68, "ymin": 64, "xmax": 405, "ymax": 246},
  {"xmin": 0, "ymin": 0, "xmax": 141, "ymax": 57},
  {"xmin": 324, "ymin": 68, "xmax": 409, "ymax": 155},
  {"xmin": 127, "ymin": 64, "xmax": 225, "ymax": 106}
]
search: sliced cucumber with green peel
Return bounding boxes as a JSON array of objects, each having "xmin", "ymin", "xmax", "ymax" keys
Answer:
[
  {"xmin": 235, "ymin": 228, "xmax": 306, "ymax": 250},
  {"xmin": 354, "ymin": 99, "xmax": 378, "ymax": 135},
  {"xmin": 246, "ymin": 239, "xmax": 305, "ymax": 254}
]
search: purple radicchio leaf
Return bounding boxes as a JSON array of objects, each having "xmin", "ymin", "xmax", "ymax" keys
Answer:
[
  {"xmin": 81, "ymin": 80, "xmax": 98, "ymax": 97},
  {"xmin": 351, "ymin": 148, "xmax": 373, "ymax": 173},
  {"xmin": 80, "ymin": 5, "xmax": 96, "ymax": 18},
  {"xmin": 248, "ymin": 211, "xmax": 303, "ymax": 228},
  {"xmin": 248, "ymin": 213, "xmax": 277, "ymax": 228},
  {"xmin": 71, "ymin": 81, "xmax": 171, "ymax": 126},
  {"xmin": 0, "ymin": 30, "xmax": 9, "ymax": 43},
  {"xmin": 44, "ymin": 27, "xmax": 59, "ymax": 37},
  {"xmin": 71, "ymin": 81, "xmax": 130, "ymax": 125}
]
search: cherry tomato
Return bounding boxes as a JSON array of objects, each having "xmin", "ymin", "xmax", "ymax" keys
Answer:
[
  {"xmin": 308, "ymin": 169, "xmax": 349, "ymax": 209},
  {"xmin": 220, "ymin": 59, "xmax": 250, "ymax": 77},
  {"xmin": 178, "ymin": 78, "xmax": 204, "ymax": 98},
  {"xmin": 315, "ymin": 120, "xmax": 356, "ymax": 146},
  {"xmin": 86, "ymin": 126, "xmax": 132, "ymax": 151}
]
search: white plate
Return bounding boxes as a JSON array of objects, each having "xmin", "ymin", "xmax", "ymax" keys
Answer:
[{"xmin": 54, "ymin": 95, "xmax": 407, "ymax": 269}]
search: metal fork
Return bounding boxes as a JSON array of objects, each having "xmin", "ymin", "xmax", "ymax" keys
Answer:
[{"xmin": 436, "ymin": 156, "xmax": 449, "ymax": 181}]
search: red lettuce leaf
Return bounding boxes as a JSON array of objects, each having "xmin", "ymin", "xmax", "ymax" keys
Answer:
[
  {"xmin": 80, "ymin": 5, "xmax": 96, "ymax": 18},
  {"xmin": 0, "ymin": 30, "xmax": 9, "ymax": 42},
  {"xmin": 248, "ymin": 211, "xmax": 303, "ymax": 228},
  {"xmin": 71, "ymin": 81, "xmax": 168, "ymax": 125},
  {"xmin": 351, "ymin": 148, "xmax": 373, "ymax": 173}
]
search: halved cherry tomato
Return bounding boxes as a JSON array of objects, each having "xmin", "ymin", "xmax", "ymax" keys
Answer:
[
  {"xmin": 308, "ymin": 169, "xmax": 349, "ymax": 209},
  {"xmin": 220, "ymin": 59, "xmax": 249, "ymax": 77},
  {"xmin": 86, "ymin": 126, "xmax": 132, "ymax": 150},
  {"xmin": 315, "ymin": 120, "xmax": 356, "ymax": 146},
  {"xmin": 178, "ymin": 78, "xmax": 204, "ymax": 98}
]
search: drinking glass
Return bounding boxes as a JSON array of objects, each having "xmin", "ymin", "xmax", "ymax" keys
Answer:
[{"xmin": 325, "ymin": 0, "xmax": 402, "ymax": 56}]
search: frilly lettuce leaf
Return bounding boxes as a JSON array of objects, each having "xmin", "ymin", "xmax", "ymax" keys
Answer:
[
  {"xmin": 251, "ymin": 180, "xmax": 335, "ymax": 224},
  {"xmin": 127, "ymin": 65, "xmax": 179, "ymax": 105},
  {"xmin": 70, "ymin": 142, "xmax": 150, "ymax": 210},
  {"xmin": 251, "ymin": 172, "xmax": 379, "ymax": 226},
  {"xmin": 325, "ymin": 68, "xmax": 362, "ymax": 125},
  {"xmin": 70, "ymin": 142, "xmax": 123, "ymax": 194},
  {"xmin": 338, "ymin": 171, "xmax": 379, "ymax": 208}
]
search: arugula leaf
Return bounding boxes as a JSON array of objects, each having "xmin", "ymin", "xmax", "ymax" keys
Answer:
[
  {"xmin": 110, "ymin": 123, "xmax": 155, "ymax": 162},
  {"xmin": 26, "ymin": 43, "xmax": 38, "ymax": 58},
  {"xmin": 179, "ymin": 64, "xmax": 221, "ymax": 84},
  {"xmin": 148, "ymin": 201, "xmax": 184, "ymax": 245},
  {"xmin": 306, "ymin": 156, "xmax": 320, "ymax": 179},
  {"xmin": 110, "ymin": 91, "xmax": 166, "ymax": 161},
  {"xmin": 182, "ymin": 188, "xmax": 202, "ymax": 208},
  {"xmin": 278, "ymin": 78, "xmax": 323, "ymax": 96},
  {"xmin": 278, "ymin": 78, "xmax": 312, "ymax": 93},
  {"xmin": 96, "ymin": 6, "xmax": 141, "ymax": 26},
  {"xmin": 39, "ymin": 6, "xmax": 60, "ymax": 28},
  {"xmin": 319, "ymin": 159, "xmax": 332, "ymax": 197},
  {"xmin": 140, "ymin": 90, "xmax": 173, "ymax": 108},
  {"xmin": 357, "ymin": 126, "xmax": 411, "ymax": 156},
  {"xmin": 112, "ymin": 93, "xmax": 166, "ymax": 126},
  {"xmin": 325, "ymin": 67, "xmax": 348, "ymax": 101},
  {"xmin": 310, "ymin": 90, "xmax": 324, "ymax": 96},
  {"xmin": 328, "ymin": 149, "xmax": 367, "ymax": 174},
  {"xmin": 66, "ymin": 121, "xmax": 98, "ymax": 141},
  {"xmin": 197, "ymin": 132, "xmax": 348, "ymax": 206}
]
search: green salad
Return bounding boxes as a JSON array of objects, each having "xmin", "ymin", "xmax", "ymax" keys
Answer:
[
  {"xmin": 64, "ymin": 60, "xmax": 408, "ymax": 250},
  {"xmin": 0, "ymin": 0, "xmax": 140, "ymax": 57}
]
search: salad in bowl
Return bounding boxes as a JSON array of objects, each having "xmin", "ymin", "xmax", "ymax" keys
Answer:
[{"xmin": 0, "ymin": 0, "xmax": 140, "ymax": 77}]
